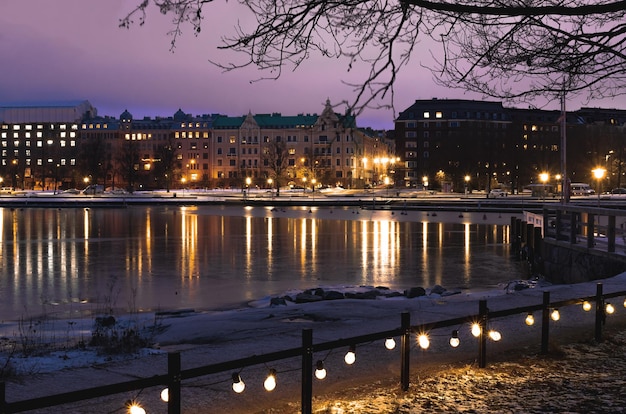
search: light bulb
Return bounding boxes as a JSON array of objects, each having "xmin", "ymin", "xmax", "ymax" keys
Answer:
[
  {"xmin": 488, "ymin": 330, "xmax": 502, "ymax": 341},
  {"xmin": 525, "ymin": 313, "xmax": 535, "ymax": 326},
  {"xmin": 471, "ymin": 323, "xmax": 481, "ymax": 337},
  {"xmin": 551, "ymin": 309, "xmax": 560, "ymax": 321},
  {"xmin": 128, "ymin": 403, "xmax": 146, "ymax": 414},
  {"xmin": 606, "ymin": 303, "xmax": 615, "ymax": 314},
  {"xmin": 384, "ymin": 337, "xmax": 396, "ymax": 350},
  {"xmin": 232, "ymin": 373, "xmax": 245, "ymax": 393},
  {"xmin": 160, "ymin": 388, "xmax": 169, "ymax": 402},
  {"xmin": 344, "ymin": 346, "xmax": 356, "ymax": 365},
  {"xmin": 582, "ymin": 301, "xmax": 592, "ymax": 311},
  {"xmin": 264, "ymin": 369, "xmax": 277, "ymax": 392},
  {"xmin": 449, "ymin": 330, "xmax": 460, "ymax": 348},
  {"xmin": 315, "ymin": 360, "xmax": 327, "ymax": 380},
  {"xmin": 417, "ymin": 334, "xmax": 430, "ymax": 349}
]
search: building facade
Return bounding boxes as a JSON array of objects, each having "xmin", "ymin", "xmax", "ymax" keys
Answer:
[
  {"xmin": 395, "ymin": 98, "xmax": 626, "ymax": 193},
  {"xmin": 0, "ymin": 100, "xmax": 394, "ymax": 191}
]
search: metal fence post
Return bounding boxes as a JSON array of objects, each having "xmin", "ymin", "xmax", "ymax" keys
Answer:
[
  {"xmin": 168, "ymin": 352, "xmax": 181, "ymax": 414},
  {"xmin": 1, "ymin": 381, "xmax": 6, "ymax": 414},
  {"xmin": 400, "ymin": 312, "xmax": 411, "ymax": 391},
  {"xmin": 478, "ymin": 300, "xmax": 488, "ymax": 368},
  {"xmin": 595, "ymin": 283, "xmax": 604, "ymax": 343},
  {"xmin": 301, "ymin": 329, "xmax": 313, "ymax": 414},
  {"xmin": 541, "ymin": 291, "xmax": 550, "ymax": 354}
]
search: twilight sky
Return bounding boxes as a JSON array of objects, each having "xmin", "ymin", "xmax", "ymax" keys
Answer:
[{"xmin": 2, "ymin": 0, "xmax": 625, "ymax": 130}]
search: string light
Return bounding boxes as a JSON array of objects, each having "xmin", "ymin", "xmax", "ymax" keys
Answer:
[
  {"xmin": 417, "ymin": 333, "xmax": 430, "ymax": 349},
  {"xmin": 525, "ymin": 312, "xmax": 535, "ymax": 326},
  {"xmin": 232, "ymin": 373, "xmax": 245, "ymax": 393},
  {"xmin": 160, "ymin": 388, "xmax": 169, "ymax": 402},
  {"xmin": 126, "ymin": 401, "xmax": 146, "ymax": 414},
  {"xmin": 605, "ymin": 302, "xmax": 615, "ymax": 314},
  {"xmin": 582, "ymin": 301, "xmax": 592, "ymax": 311},
  {"xmin": 263, "ymin": 369, "xmax": 277, "ymax": 392},
  {"xmin": 344, "ymin": 345, "xmax": 356, "ymax": 365},
  {"xmin": 551, "ymin": 308, "xmax": 560, "ymax": 321},
  {"xmin": 471, "ymin": 323, "xmax": 481, "ymax": 337},
  {"xmin": 449, "ymin": 330, "xmax": 460, "ymax": 348},
  {"xmin": 315, "ymin": 360, "xmax": 327, "ymax": 380},
  {"xmin": 488, "ymin": 330, "xmax": 502, "ymax": 341},
  {"xmin": 384, "ymin": 337, "xmax": 396, "ymax": 350}
]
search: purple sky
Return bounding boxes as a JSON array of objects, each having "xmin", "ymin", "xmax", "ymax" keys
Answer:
[{"xmin": 2, "ymin": 0, "xmax": 625, "ymax": 130}]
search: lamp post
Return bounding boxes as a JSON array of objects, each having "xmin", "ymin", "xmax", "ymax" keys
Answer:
[
  {"xmin": 539, "ymin": 172, "xmax": 549, "ymax": 201},
  {"xmin": 245, "ymin": 177, "xmax": 251, "ymax": 200},
  {"xmin": 592, "ymin": 167, "xmax": 606, "ymax": 207},
  {"xmin": 267, "ymin": 177, "xmax": 273, "ymax": 198},
  {"xmin": 422, "ymin": 176, "xmax": 429, "ymax": 194},
  {"xmin": 464, "ymin": 175, "xmax": 470, "ymax": 197},
  {"xmin": 384, "ymin": 176, "xmax": 390, "ymax": 197},
  {"xmin": 555, "ymin": 174, "xmax": 562, "ymax": 197}
]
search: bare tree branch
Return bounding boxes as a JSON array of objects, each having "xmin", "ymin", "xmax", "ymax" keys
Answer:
[{"xmin": 122, "ymin": 0, "xmax": 626, "ymax": 116}]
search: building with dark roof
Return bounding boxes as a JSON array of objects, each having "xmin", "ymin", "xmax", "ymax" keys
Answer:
[{"xmin": 395, "ymin": 99, "xmax": 626, "ymax": 193}]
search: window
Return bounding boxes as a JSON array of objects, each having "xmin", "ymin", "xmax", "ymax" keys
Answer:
[
  {"xmin": 423, "ymin": 112, "xmax": 430, "ymax": 118},
  {"xmin": 435, "ymin": 112, "xmax": 443, "ymax": 118}
]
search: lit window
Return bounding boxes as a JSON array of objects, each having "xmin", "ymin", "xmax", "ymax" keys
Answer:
[
  {"xmin": 25, "ymin": 125, "xmax": 32, "ymax": 130},
  {"xmin": 60, "ymin": 124, "xmax": 66, "ymax": 130},
  {"xmin": 12, "ymin": 125, "xmax": 20, "ymax": 130},
  {"xmin": 60, "ymin": 132, "xmax": 66, "ymax": 138},
  {"xmin": 423, "ymin": 112, "xmax": 430, "ymax": 118},
  {"xmin": 37, "ymin": 141, "xmax": 42, "ymax": 147},
  {"xmin": 60, "ymin": 141, "xmax": 66, "ymax": 147},
  {"xmin": 13, "ymin": 141, "xmax": 19, "ymax": 147},
  {"xmin": 436, "ymin": 112, "xmax": 443, "ymax": 118},
  {"xmin": 70, "ymin": 132, "xmax": 75, "ymax": 138},
  {"xmin": 37, "ymin": 132, "xmax": 42, "ymax": 138},
  {"xmin": 0, "ymin": 141, "xmax": 5, "ymax": 147},
  {"xmin": 70, "ymin": 141, "xmax": 75, "ymax": 147}
]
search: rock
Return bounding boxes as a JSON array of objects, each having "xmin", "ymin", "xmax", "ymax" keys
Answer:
[
  {"xmin": 430, "ymin": 285, "xmax": 447, "ymax": 295},
  {"xmin": 295, "ymin": 293, "xmax": 324, "ymax": 303},
  {"xmin": 323, "ymin": 291, "xmax": 345, "ymax": 300},
  {"xmin": 384, "ymin": 291, "xmax": 405, "ymax": 298},
  {"xmin": 345, "ymin": 290, "xmax": 380, "ymax": 300},
  {"xmin": 405, "ymin": 287, "xmax": 426, "ymax": 298},
  {"xmin": 270, "ymin": 297, "xmax": 287, "ymax": 307}
]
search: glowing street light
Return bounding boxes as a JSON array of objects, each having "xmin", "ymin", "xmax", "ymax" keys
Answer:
[
  {"xmin": 464, "ymin": 175, "xmax": 470, "ymax": 197},
  {"xmin": 592, "ymin": 167, "xmax": 606, "ymax": 206}
]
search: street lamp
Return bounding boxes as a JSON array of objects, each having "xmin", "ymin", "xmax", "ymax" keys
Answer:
[
  {"xmin": 302, "ymin": 176, "xmax": 307, "ymax": 193},
  {"xmin": 245, "ymin": 177, "xmax": 252, "ymax": 199},
  {"xmin": 592, "ymin": 167, "xmax": 606, "ymax": 206},
  {"xmin": 464, "ymin": 175, "xmax": 470, "ymax": 197},
  {"xmin": 539, "ymin": 172, "xmax": 549, "ymax": 201},
  {"xmin": 384, "ymin": 176, "xmax": 390, "ymax": 196},
  {"xmin": 422, "ymin": 176, "xmax": 429, "ymax": 193}
]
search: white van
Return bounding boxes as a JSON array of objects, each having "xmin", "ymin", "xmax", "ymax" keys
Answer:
[{"xmin": 570, "ymin": 183, "xmax": 595, "ymax": 196}]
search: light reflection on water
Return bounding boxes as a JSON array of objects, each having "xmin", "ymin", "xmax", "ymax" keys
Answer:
[{"xmin": 0, "ymin": 205, "xmax": 525, "ymax": 321}]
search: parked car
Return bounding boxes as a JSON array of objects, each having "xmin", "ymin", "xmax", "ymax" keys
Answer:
[
  {"xmin": 488, "ymin": 189, "xmax": 508, "ymax": 198},
  {"xmin": 570, "ymin": 183, "xmax": 595, "ymax": 196},
  {"xmin": 611, "ymin": 188, "xmax": 626, "ymax": 194}
]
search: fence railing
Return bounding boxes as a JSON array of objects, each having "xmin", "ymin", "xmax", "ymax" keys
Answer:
[
  {"xmin": 542, "ymin": 204, "xmax": 626, "ymax": 254},
  {"xmin": 1, "ymin": 283, "xmax": 624, "ymax": 414}
]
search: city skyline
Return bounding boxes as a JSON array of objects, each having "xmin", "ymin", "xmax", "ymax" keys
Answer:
[{"xmin": 3, "ymin": 0, "xmax": 626, "ymax": 130}]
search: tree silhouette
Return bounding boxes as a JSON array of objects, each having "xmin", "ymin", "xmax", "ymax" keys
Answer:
[
  {"xmin": 263, "ymin": 140, "xmax": 290, "ymax": 196},
  {"xmin": 121, "ymin": 0, "xmax": 626, "ymax": 113}
]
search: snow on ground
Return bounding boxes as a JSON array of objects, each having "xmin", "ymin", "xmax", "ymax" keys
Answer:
[{"xmin": 1, "ymin": 273, "xmax": 626, "ymax": 413}]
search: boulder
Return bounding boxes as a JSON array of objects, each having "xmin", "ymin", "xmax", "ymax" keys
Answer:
[{"xmin": 405, "ymin": 287, "xmax": 426, "ymax": 298}]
